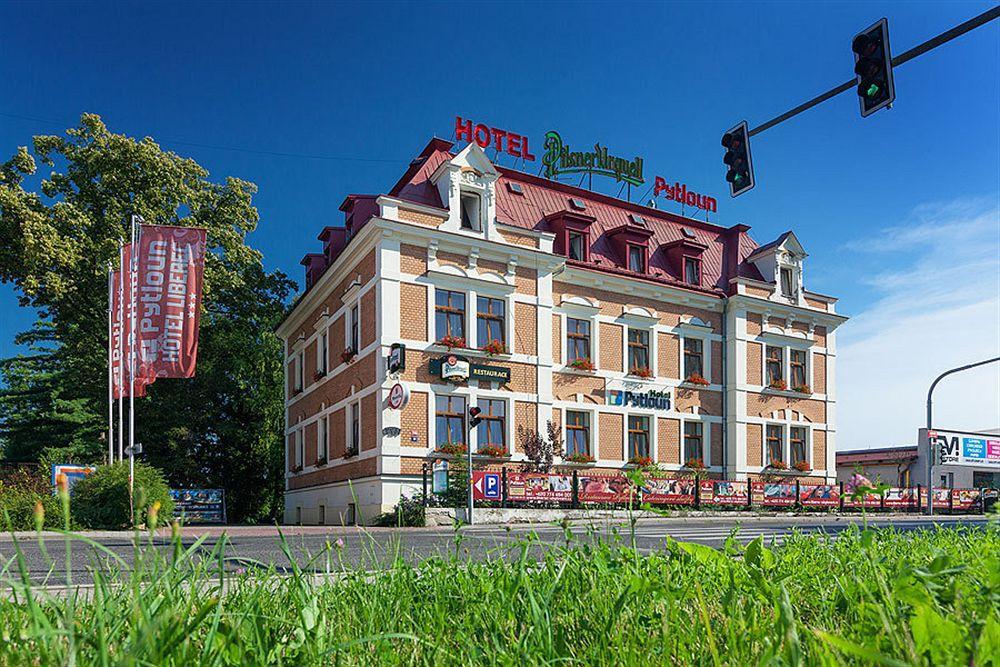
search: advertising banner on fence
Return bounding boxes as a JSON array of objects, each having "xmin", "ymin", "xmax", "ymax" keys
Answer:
[
  {"xmin": 170, "ymin": 489, "xmax": 226, "ymax": 523},
  {"xmin": 752, "ymin": 482, "xmax": 797, "ymax": 507},
  {"xmin": 883, "ymin": 487, "xmax": 919, "ymax": 509},
  {"xmin": 579, "ymin": 474, "xmax": 632, "ymax": 503},
  {"xmin": 951, "ymin": 488, "xmax": 980, "ymax": 511},
  {"xmin": 799, "ymin": 484, "xmax": 840, "ymax": 507},
  {"xmin": 700, "ymin": 480, "xmax": 748, "ymax": 505},
  {"xmin": 642, "ymin": 477, "xmax": 696, "ymax": 505},
  {"xmin": 506, "ymin": 472, "xmax": 573, "ymax": 502},
  {"xmin": 843, "ymin": 492, "xmax": 882, "ymax": 509},
  {"xmin": 136, "ymin": 225, "xmax": 208, "ymax": 380}
]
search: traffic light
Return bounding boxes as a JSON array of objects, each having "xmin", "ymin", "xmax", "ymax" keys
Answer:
[
  {"xmin": 852, "ymin": 18, "xmax": 895, "ymax": 117},
  {"xmin": 721, "ymin": 121, "xmax": 754, "ymax": 197},
  {"xmin": 468, "ymin": 407, "xmax": 483, "ymax": 429}
]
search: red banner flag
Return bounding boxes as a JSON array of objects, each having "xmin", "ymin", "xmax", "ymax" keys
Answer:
[
  {"xmin": 135, "ymin": 225, "xmax": 207, "ymax": 379},
  {"xmin": 111, "ymin": 245, "xmax": 149, "ymax": 399}
]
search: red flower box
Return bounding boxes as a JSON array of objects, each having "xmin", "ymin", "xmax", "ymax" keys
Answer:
[
  {"xmin": 630, "ymin": 367, "xmax": 654, "ymax": 379},
  {"xmin": 480, "ymin": 339, "xmax": 506, "ymax": 356},
  {"xmin": 437, "ymin": 335, "xmax": 466, "ymax": 349},
  {"xmin": 793, "ymin": 460, "xmax": 811, "ymax": 472},
  {"xmin": 768, "ymin": 379, "xmax": 788, "ymax": 391},
  {"xmin": 769, "ymin": 459, "xmax": 789, "ymax": 470},
  {"xmin": 434, "ymin": 443, "xmax": 467, "ymax": 457},
  {"xmin": 792, "ymin": 384, "xmax": 811, "ymax": 395},
  {"xmin": 684, "ymin": 457, "xmax": 706, "ymax": 470},
  {"xmin": 477, "ymin": 444, "xmax": 508, "ymax": 458},
  {"xmin": 685, "ymin": 373, "xmax": 710, "ymax": 386},
  {"xmin": 340, "ymin": 348, "xmax": 356, "ymax": 364},
  {"xmin": 568, "ymin": 358, "xmax": 595, "ymax": 371},
  {"xmin": 563, "ymin": 452, "xmax": 595, "ymax": 464},
  {"xmin": 628, "ymin": 455, "xmax": 653, "ymax": 467}
]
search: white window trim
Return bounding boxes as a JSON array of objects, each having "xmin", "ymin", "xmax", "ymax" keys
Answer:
[
  {"xmin": 347, "ymin": 400, "xmax": 361, "ymax": 455},
  {"xmin": 474, "ymin": 395, "xmax": 510, "ymax": 455},
  {"xmin": 295, "ymin": 351, "xmax": 304, "ymax": 391},
  {"xmin": 562, "ymin": 313, "xmax": 597, "ymax": 367},
  {"xmin": 762, "ymin": 422, "xmax": 812, "ymax": 468},
  {"xmin": 295, "ymin": 429, "xmax": 304, "ymax": 468},
  {"xmin": 760, "ymin": 343, "xmax": 811, "ymax": 389},
  {"xmin": 623, "ymin": 324, "xmax": 656, "ymax": 377},
  {"xmin": 679, "ymin": 334, "xmax": 710, "ymax": 382},
  {"xmin": 347, "ymin": 301, "xmax": 360, "ymax": 353},
  {"xmin": 624, "ymin": 412, "xmax": 656, "ymax": 462},
  {"xmin": 317, "ymin": 330, "xmax": 329, "ymax": 375},
  {"xmin": 319, "ymin": 415, "xmax": 329, "ymax": 460},
  {"xmin": 681, "ymin": 418, "xmax": 707, "ymax": 466}
]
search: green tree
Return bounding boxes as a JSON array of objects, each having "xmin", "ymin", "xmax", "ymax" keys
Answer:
[{"xmin": 0, "ymin": 114, "xmax": 294, "ymax": 522}]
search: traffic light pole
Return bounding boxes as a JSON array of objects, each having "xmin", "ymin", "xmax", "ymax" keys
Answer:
[
  {"xmin": 747, "ymin": 5, "xmax": 1000, "ymax": 138},
  {"xmin": 924, "ymin": 356, "xmax": 1000, "ymax": 515}
]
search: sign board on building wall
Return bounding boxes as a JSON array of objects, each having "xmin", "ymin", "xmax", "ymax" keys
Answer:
[
  {"xmin": 387, "ymin": 343, "xmax": 406, "ymax": 375},
  {"xmin": 387, "ymin": 382, "xmax": 410, "ymax": 410},
  {"xmin": 542, "ymin": 131, "xmax": 644, "ymax": 186},
  {"xmin": 921, "ymin": 428, "xmax": 1000, "ymax": 469},
  {"xmin": 429, "ymin": 356, "xmax": 511, "ymax": 384},
  {"xmin": 605, "ymin": 378, "xmax": 672, "ymax": 411}
]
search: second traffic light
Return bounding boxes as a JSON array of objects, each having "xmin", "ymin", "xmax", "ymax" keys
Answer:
[
  {"xmin": 721, "ymin": 121, "xmax": 755, "ymax": 197},
  {"xmin": 852, "ymin": 18, "xmax": 895, "ymax": 117}
]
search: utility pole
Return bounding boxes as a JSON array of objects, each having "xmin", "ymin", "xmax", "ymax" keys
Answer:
[{"xmin": 924, "ymin": 356, "xmax": 1000, "ymax": 515}]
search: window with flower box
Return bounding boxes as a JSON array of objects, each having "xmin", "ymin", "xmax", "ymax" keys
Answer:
[
  {"xmin": 476, "ymin": 297, "xmax": 505, "ymax": 348},
  {"xmin": 476, "ymin": 399, "xmax": 506, "ymax": 453},
  {"xmin": 628, "ymin": 415, "xmax": 650, "ymax": 460},
  {"xmin": 435, "ymin": 395, "xmax": 466, "ymax": 450},
  {"xmin": 766, "ymin": 424, "xmax": 784, "ymax": 465},
  {"xmin": 627, "ymin": 328, "xmax": 650, "ymax": 374},
  {"xmin": 790, "ymin": 426, "xmax": 808, "ymax": 465},
  {"xmin": 683, "ymin": 338, "xmax": 704, "ymax": 379},
  {"xmin": 435, "ymin": 290, "xmax": 466, "ymax": 342},
  {"xmin": 565, "ymin": 411, "xmax": 590, "ymax": 456},
  {"xmin": 790, "ymin": 349, "xmax": 807, "ymax": 388},
  {"xmin": 683, "ymin": 421, "xmax": 703, "ymax": 463},
  {"xmin": 566, "ymin": 317, "xmax": 591, "ymax": 364},
  {"xmin": 765, "ymin": 345, "xmax": 784, "ymax": 386}
]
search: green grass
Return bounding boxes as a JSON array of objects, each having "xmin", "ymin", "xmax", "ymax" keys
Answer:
[{"xmin": 1, "ymin": 522, "xmax": 998, "ymax": 665}]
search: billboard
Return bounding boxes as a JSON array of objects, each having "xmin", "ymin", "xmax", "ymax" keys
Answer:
[
  {"xmin": 170, "ymin": 488, "xmax": 226, "ymax": 523},
  {"xmin": 642, "ymin": 477, "xmax": 696, "ymax": 505},
  {"xmin": 921, "ymin": 428, "xmax": 1000, "ymax": 469},
  {"xmin": 578, "ymin": 474, "xmax": 633, "ymax": 503},
  {"xmin": 700, "ymin": 480, "xmax": 748, "ymax": 506},
  {"xmin": 506, "ymin": 472, "xmax": 573, "ymax": 503},
  {"xmin": 752, "ymin": 482, "xmax": 797, "ymax": 507},
  {"xmin": 799, "ymin": 484, "xmax": 840, "ymax": 507}
]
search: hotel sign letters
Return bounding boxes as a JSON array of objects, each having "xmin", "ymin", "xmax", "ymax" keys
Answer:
[
  {"xmin": 455, "ymin": 116, "xmax": 535, "ymax": 161},
  {"xmin": 653, "ymin": 177, "xmax": 717, "ymax": 213},
  {"xmin": 542, "ymin": 131, "xmax": 644, "ymax": 186},
  {"xmin": 607, "ymin": 388, "xmax": 672, "ymax": 411}
]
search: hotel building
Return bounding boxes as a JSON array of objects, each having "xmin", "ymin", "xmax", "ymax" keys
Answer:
[{"xmin": 276, "ymin": 137, "xmax": 848, "ymax": 524}]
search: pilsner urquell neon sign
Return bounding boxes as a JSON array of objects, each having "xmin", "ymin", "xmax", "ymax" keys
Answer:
[{"xmin": 541, "ymin": 131, "xmax": 644, "ymax": 186}]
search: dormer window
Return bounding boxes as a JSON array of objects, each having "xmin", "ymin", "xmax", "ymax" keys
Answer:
[
  {"xmin": 628, "ymin": 245, "xmax": 646, "ymax": 273},
  {"xmin": 683, "ymin": 257, "xmax": 701, "ymax": 285},
  {"xmin": 780, "ymin": 267, "xmax": 795, "ymax": 297},
  {"xmin": 568, "ymin": 232, "xmax": 587, "ymax": 261},
  {"xmin": 460, "ymin": 193, "xmax": 481, "ymax": 230}
]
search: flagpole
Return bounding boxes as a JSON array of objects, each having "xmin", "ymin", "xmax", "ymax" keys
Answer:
[
  {"xmin": 128, "ymin": 214, "xmax": 139, "ymax": 522},
  {"xmin": 118, "ymin": 242, "xmax": 124, "ymax": 463},
  {"xmin": 107, "ymin": 263, "xmax": 114, "ymax": 465}
]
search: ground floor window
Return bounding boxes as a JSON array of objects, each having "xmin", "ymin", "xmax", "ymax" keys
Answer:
[
  {"xmin": 565, "ymin": 410, "xmax": 590, "ymax": 456},
  {"xmin": 766, "ymin": 424, "xmax": 784, "ymax": 465},
  {"xmin": 790, "ymin": 426, "xmax": 808, "ymax": 466},
  {"xmin": 628, "ymin": 415, "xmax": 650, "ymax": 460},
  {"xmin": 477, "ymin": 399, "xmax": 506, "ymax": 452},
  {"xmin": 436, "ymin": 395, "xmax": 466, "ymax": 450}
]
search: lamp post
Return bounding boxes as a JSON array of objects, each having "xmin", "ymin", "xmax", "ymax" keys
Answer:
[{"xmin": 925, "ymin": 356, "xmax": 1000, "ymax": 515}]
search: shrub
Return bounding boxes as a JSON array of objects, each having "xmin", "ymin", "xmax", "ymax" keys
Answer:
[
  {"xmin": 71, "ymin": 462, "xmax": 174, "ymax": 529},
  {"xmin": 373, "ymin": 494, "xmax": 425, "ymax": 527},
  {"xmin": 0, "ymin": 469, "xmax": 63, "ymax": 531}
]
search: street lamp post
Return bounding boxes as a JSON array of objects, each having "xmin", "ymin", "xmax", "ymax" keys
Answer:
[{"xmin": 925, "ymin": 356, "xmax": 1000, "ymax": 515}]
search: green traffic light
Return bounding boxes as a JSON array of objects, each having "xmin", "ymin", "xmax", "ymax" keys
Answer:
[{"xmin": 866, "ymin": 83, "xmax": 880, "ymax": 98}]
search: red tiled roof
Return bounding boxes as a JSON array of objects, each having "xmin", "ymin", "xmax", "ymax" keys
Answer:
[{"xmin": 386, "ymin": 138, "xmax": 772, "ymax": 293}]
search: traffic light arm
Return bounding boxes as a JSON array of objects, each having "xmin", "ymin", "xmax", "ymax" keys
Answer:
[{"xmin": 747, "ymin": 5, "xmax": 1000, "ymax": 138}]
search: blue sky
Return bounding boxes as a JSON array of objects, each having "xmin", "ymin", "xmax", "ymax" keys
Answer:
[{"xmin": 1, "ymin": 1, "xmax": 997, "ymax": 448}]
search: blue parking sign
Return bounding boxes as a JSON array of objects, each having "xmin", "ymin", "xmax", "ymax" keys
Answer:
[{"xmin": 484, "ymin": 473, "xmax": 501, "ymax": 499}]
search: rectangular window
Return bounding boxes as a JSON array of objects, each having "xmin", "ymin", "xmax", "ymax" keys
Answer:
[
  {"xmin": 790, "ymin": 349, "xmax": 807, "ymax": 388},
  {"xmin": 683, "ymin": 338, "xmax": 704, "ymax": 379},
  {"xmin": 349, "ymin": 303, "xmax": 360, "ymax": 352},
  {"xmin": 628, "ymin": 328, "xmax": 650, "ymax": 373},
  {"xmin": 566, "ymin": 318, "xmax": 591, "ymax": 363},
  {"xmin": 295, "ymin": 351, "xmax": 304, "ymax": 392},
  {"xmin": 435, "ymin": 290, "xmax": 466, "ymax": 342},
  {"xmin": 565, "ymin": 411, "xmax": 590, "ymax": 456},
  {"xmin": 780, "ymin": 267, "xmax": 795, "ymax": 297},
  {"xmin": 568, "ymin": 231, "xmax": 586, "ymax": 261},
  {"xmin": 683, "ymin": 421, "xmax": 703, "ymax": 464},
  {"xmin": 318, "ymin": 331, "xmax": 328, "ymax": 375},
  {"xmin": 296, "ymin": 429, "xmax": 304, "ymax": 468},
  {"xmin": 766, "ymin": 346, "xmax": 784, "ymax": 386},
  {"xmin": 628, "ymin": 415, "xmax": 650, "ymax": 460},
  {"xmin": 460, "ymin": 193, "xmax": 480, "ymax": 230},
  {"xmin": 790, "ymin": 426, "xmax": 807, "ymax": 465},
  {"xmin": 683, "ymin": 257, "xmax": 701, "ymax": 285},
  {"xmin": 476, "ymin": 297, "xmax": 506, "ymax": 347},
  {"xmin": 349, "ymin": 402, "xmax": 360, "ymax": 455},
  {"xmin": 435, "ymin": 395, "xmax": 466, "ymax": 450},
  {"xmin": 477, "ymin": 399, "xmax": 506, "ymax": 452},
  {"xmin": 319, "ymin": 416, "xmax": 328, "ymax": 461},
  {"xmin": 766, "ymin": 424, "xmax": 784, "ymax": 465},
  {"xmin": 628, "ymin": 245, "xmax": 646, "ymax": 273}
]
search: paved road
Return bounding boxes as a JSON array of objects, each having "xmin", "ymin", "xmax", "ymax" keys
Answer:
[{"xmin": 1, "ymin": 515, "xmax": 991, "ymax": 587}]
